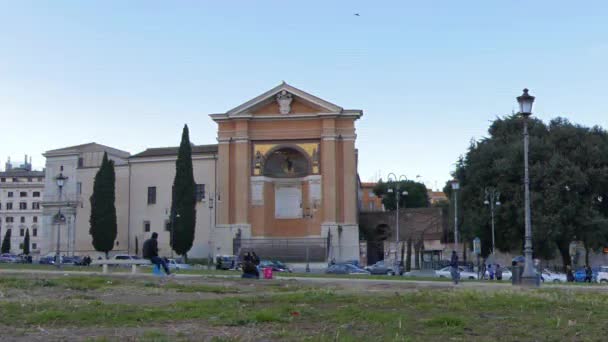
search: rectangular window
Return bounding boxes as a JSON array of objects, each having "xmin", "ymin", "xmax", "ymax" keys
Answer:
[
  {"xmin": 77, "ymin": 182, "xmax": 82, "ymax": 195},
  {"xmin": 0, "ymin": 202, "xmax": 2, "ymax": 210},
  {"xmin": 33, "ymin": 228, "xmax": 37, "ymax": 237},
  {"xmin": 27, "ymin": 177, "xmax": 32, "ymax": 182},
  {"xmin": 33, "ymin": 216, "xmax": 38, "ymax": 223},
  {"xmin": 33, "ymin": 191, "xmax": 40, "ymax": 197},
  {"xmin": 8, "ymin": 192, "xmax": 13, "ymax": 198},
  {"xmin": 6, "ymin": 202, "xmax": 13, "ymax": 210},
  {"xmin": 143, "ymin": 221, "xmax": 150, "ymax": 232},
  {"xmin": 20, "ymin": 228, "xmax": 24, "ymax": 237},
  {"xmin": 20, "ymin": 216, "xmax": 25, "ymax": 223},
  {"xmin": 165, "ymin": 220, "xmax": 171, "ymax": 231},
  {"xmin": 147, "ymin": 187, "xmax": 156, "ymax": 205},
  {"xmin": 32, "ymin": 202, "xmax": 40, "ymax": 210},
  {"xmin": 195, "ymin": 183, "xmax": 206, "ymax": 202},
  {"xmin": 78, "ymin": 157, "xmax": 84, "ymax": 168},
  {"xmin": 38, "ymin": 177, "xmax": 43, "ymax": 182},
  {"xmin": 32, "ymin": 243, "xmax": 37, "ymax": 250},
  {"xmin": 20, "ymin": 192, "xmax": 27, "ymax": 197},
  {"xmin": 12, "ymin": 178, "xmax": 18, "ymax": 183},
  {"xmin": 6, "ymin": 217, "xmax": 13, "ymax": 223},
  {"xmin": 0, "ymin": 178, "xmax": 5, "ymax": 182},
  {"xmin": 19, "ymin": 202, "xmax": 27, "ymax": 210}
]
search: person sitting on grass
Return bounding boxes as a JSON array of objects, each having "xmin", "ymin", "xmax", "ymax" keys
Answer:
[
  {"xmin": 241, "ymin": 252, "xmax": 259, "ymax": 279},
  {"xmin": 142, "ymin": 232, "xmax": 172, "ymax": 276}
]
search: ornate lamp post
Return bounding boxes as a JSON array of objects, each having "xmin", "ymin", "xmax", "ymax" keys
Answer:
[
  {"xmin": 517, "ymin": 88, "xmax": 538, "ymax": 286},
  {"xmin": 54, "ymin": 171, "xmax": 68, "ymax": 268},
  {"xmin": 451, "ymin": 179, "xmax": 460, "ymax": 251},
  {"xmin": 484, "ymin": 188, "xmax": 501, "ymax": 256},
  {"xmin": 387, "ymin": 173, "xmax": 408, "ymax": 270}
]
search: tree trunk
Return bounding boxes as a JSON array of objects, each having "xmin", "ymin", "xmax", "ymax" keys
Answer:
[
  {"xmin": 399, "ymin": 241, "xmax": 405, "ymax": 274},
  {"xmin": 405, "ymin": 237, "xmax": 412, "ymax": 272},
  {"xmin": 556, "ymin": 240, "xmax": 571, "ymax": 270},
  {"xmin": 462, "ymin": 240, "xmax": 467, "ymax": 263},
  {"xmin": 183, "ymin": 252, "xmax": 188, "ymax": 264}
]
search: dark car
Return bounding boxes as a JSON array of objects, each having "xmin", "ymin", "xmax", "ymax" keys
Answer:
[
  {"xmin": 326, "ymin": 263, "xmax": 370, "ymax": 275},
  {"xmin": 39, "ymin": 256, "xmax": 55, "ymax": 265},
  {"xmin": 259, "ymin": 260, "xmax": 292, "ymax": 273},
  {"xmin": 216, "ymin": 255, "xmax": 237, "ymax": 270},
  {"xmin": 365, "ymin": 260, "xmax": 397, "ymax": 275}
]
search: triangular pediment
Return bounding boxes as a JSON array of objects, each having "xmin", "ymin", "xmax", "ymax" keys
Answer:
[{"xmin": 225, "ymin": 82, "xmax": 344, "ymax": 116}]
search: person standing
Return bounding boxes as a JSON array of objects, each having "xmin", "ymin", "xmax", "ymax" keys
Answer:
[
  {"xmin": 496, "ymin": 264, "xmax": 503, "ymax": 281},
  {"xmin": 450, "ymin": 251, "xmax": 460, "ymax": 284},
  {"xmin": 143, "ymin": 232, "xmax": 172, "ymax": 276},
  {"xmin": 585, "ymin": 265, "xmax": 593, "ymax": 283},
  {"xmin": 488, "ymin": 264, "xmax": 494, "ymax": 280}
]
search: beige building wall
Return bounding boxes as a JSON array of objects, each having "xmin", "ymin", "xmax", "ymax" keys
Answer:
[{"xmin": 128, "ymin": 152, "xmax": 217, "ymax": 259}]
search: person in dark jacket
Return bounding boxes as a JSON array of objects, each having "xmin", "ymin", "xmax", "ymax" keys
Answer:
[
  {"xmin": 143, "ymin": 232, "xmax": 172, "ymax": 275},
  {"xmin": 450, "ymin": 251, "xmax": 460, "ymax": 284},
  {"xmin": 585, "ymin": 265, "xmax": 593, "ymax": 283}
]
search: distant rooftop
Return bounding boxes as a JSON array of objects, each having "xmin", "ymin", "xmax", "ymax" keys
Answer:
[{"xmin": 130, "ymin": 144, "xmax": 218, "ymax": 158}]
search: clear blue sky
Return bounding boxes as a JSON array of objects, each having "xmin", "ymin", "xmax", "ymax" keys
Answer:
[{"xmin": 1, "ymin": 1, "xmax": 607, "ymax": 189}]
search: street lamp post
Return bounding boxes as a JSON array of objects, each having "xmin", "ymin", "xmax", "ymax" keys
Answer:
[
  {"xmin": 484, "ymin": 188, "xmax": 501, "ymax": 256},
  {"xmin": 54, "ymin": 171, "xmax": 67, "ymax": 268},
  {"xmin": 387, "ymin": 173, "xmax": 408, "ymax": 270},
  {"xmin": 517, "ymin": 88, "xmax": 538, "ymax": 286},
  {"xmin": 451, "ymin": 180, "xmax": 460, "ymax": 252}
]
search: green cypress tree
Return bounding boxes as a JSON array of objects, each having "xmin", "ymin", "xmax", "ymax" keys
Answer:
[
  {"xmin": 23, "ymin": 229, "xmax": 30, "ymax": 255},
  {"xmin": 170, "ymin": 124, "xmax": 197, "ymax": 262},
  {"xmin": 89, "ymin": 152, "xmax": 117, "ymax": 259},
  {"xmin": 1, "ymin": 229, "xmax": 11, "ymax": 254}
]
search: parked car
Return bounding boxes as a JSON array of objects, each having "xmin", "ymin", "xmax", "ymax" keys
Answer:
[
  {"xmin": 436, "ymin": 266, "xmax": 478, "ymax": 280},
  {"xmin": 541, "ymin": 269, "xmax": 567, "ymax": 283},
  {"xmin": 0, "ymin": 254, "xmax": 20, "ymax": 263},
  {"xmin": 259, "ymin": 260, "xmax": 292, "ymax": 273},
  {"xmin": 167, "ymin": 259, "xmax": 191, "ymax": 270},
  {"xmin": 113, "ymin": 254, "xmax": 141, "ymax": 261},
  {"xmin": 596, "ymin": 266, "xmax": 608, "ymax": 284},
  {"xmin": 326, "ymin": 263, "xmax": 371, "ymax": 275},
  {"xmin": 365, "ymin": 260, "xmax": 397, "ymax": 276},
  {"xmin": 39, "ymin": 256, "xmax": 56, "ymax": 265},
  {"xmin": 272, "ymin": 260, "xmax": 293, "ymax": 273},
  {"xmin": 216, "ymin": 255, "xmax": 237, "ymax": 270}
]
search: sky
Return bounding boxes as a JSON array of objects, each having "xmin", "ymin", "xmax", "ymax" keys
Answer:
[{"xmin": 1, "ymin": 1, "xmax": 607, "ymax": 190}]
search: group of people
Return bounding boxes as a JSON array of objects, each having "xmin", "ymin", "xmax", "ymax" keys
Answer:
[
  {"xmin": 241, "ymin": 251, "xmax": 261, "ymax": 279},
  {"xmin": 565, "ymin": 264, "xmax": 594, "ymax": 282},
  {"xmin": 480, "ymin": 263, "xmax": 505, "ymax": 281}
]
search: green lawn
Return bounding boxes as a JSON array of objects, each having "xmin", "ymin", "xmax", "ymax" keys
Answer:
[{"xmin": 0, "ymin": 273, "xmax": 606, "ymax": 341}]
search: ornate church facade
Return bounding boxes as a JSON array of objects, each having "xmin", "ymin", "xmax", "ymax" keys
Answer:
[{"xmin": 211, "ymin": 83, "xmax": 363, "ymax": 261}]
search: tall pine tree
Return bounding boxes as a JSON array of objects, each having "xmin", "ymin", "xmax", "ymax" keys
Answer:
[
  {"xmin": 23, "ymin": 229, "xmax": 30, "ymax": 255},
  {"xmin": 171, "ymin": 124, "xmax": 196, "ymax": 262},
  {"xmin": 89, "ymin": 152, "xmax": 117, "ymax": 258},
  {"xmin": 1, "ymin": 229, "xmax": 11, "ymax": 254}
]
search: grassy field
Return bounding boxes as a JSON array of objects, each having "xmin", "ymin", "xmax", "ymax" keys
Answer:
[{"xmin": 0, "ymin": 272, "xmax": 607, "ymax": 341}]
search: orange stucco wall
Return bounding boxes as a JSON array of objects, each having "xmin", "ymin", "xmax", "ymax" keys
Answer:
[{"xmin": 214, "ymin": 94, "xmax": 359, "ymax": 237}]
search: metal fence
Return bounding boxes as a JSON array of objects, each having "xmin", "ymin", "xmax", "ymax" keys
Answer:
[{"xmin": 235, "ymin": 238, "xmax": 328, "ymax": 262}]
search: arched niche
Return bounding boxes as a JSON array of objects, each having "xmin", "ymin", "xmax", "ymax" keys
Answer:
[{"xmin": 262, "ymin": 147, "xmax": 310, "ymax": 178}]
